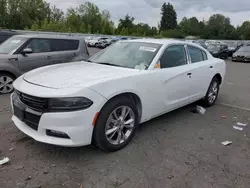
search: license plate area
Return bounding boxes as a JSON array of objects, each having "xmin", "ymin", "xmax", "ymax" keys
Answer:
[
  {"xmin": 13, "ymin": 94, "xmax": 42, "ymax": 131},
  {"xmin": 13, "ymin": 102, "xmax": 25, "ymax": 121}
]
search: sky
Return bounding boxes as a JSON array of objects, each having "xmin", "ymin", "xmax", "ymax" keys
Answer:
[{"xmin": 46, "ymin": 0, "xmax": 250, "ymax": 27}]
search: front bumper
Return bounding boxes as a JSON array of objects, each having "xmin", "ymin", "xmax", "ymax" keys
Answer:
[
  {"xmin": 232, "ymin": 56, "xmax": 250, "ymax": 62},
  {"xmin": 12, "ymin": 111, "xmax": 94, "ymax": 147},
  {"xmin": 11, "ymin": 78, "xmax": 107, "ymax": 147},
  {"xmin": 11, "ymin": 93, "xmax": 99, "ymax": 147}
]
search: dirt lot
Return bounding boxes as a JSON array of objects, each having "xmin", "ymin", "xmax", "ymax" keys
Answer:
[{"xmin": 1, "ymin": 51, "xmax": 250, "ymax": 188}]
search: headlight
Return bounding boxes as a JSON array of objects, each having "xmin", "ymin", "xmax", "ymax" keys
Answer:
[{"xmin": 48, "ymin": 97, "xmax": 93, "ymax": 112}]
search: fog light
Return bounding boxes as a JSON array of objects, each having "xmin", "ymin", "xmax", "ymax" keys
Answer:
[{"xmin": 46, "ymin": 129, "xmax": 70, "ymax": 139}]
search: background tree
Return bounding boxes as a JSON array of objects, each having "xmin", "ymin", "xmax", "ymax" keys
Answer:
[
  {"xmin": 116, "ymin": 14, "xmax": 135, "ymax": 35},
  {"xmin": 160, "ymin": 2, "xmax": 177, "ymax": 31},
  {"xmin": 0, "ymin": 0, "xmax": 7, "ymax": 28},
  {"xmin": 180, "ymin": 17, "xmax": 203, "ymax": 36},
  {"xmin": 0, "ymin": 0, "xmax": 249, "ymax": 39},
  {"xmin": 237, "ymin": 21, "xmax": 250, "ymax": 40}
]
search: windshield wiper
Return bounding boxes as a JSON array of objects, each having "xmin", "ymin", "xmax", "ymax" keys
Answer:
[{"xmin": 97, "ymin": 62, "xmax": 123, "ymax": 67}]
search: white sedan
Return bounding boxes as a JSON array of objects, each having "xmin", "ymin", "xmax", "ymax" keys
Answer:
[{"xmin": 11, "ymin": 39, "xmax": 226, "ymax": 152}]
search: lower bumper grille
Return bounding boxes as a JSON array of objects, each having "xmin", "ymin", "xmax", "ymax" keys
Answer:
[{"xmin": 24, "ymin": 111, "xmax": 41, "ymax": 131}]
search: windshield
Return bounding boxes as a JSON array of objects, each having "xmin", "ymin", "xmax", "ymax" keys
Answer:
[
  {"xmin": 238, "ymin": 46, "xmax": 250, "ymax": 52},
  {"xmin": 207, "ymin": 45, "xmax": 220, "ymax": 51},
  {"xmin": 88, "ymin": 42, "xmax": 162, "ymax": 69},
  {"xmin": 0, "ymin": 36, "xmax": 27, "ymax": 54}
]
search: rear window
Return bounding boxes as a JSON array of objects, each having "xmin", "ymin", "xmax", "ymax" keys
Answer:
[{"xmin": 51, "ymin": 39, "xmax": 79, "ymax": 51}]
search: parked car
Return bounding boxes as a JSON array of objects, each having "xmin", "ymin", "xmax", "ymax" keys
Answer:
[
  {"xmin": 88, "ymin": 37, "xmax": 109, "ymax": 47},
  {"xmin": 11, "ymin": 39, "xmax": 225, "ymax": 151},
  {"xmin": 227, "ymin": 42, "xmax": 241, "ymax": 57},
  {"xmin": 0, "ymin": 34, "xmax": 89, "ymax": 94},
  {"xmin": 232, "ymin": 46, "xmax": 250, "ymax": 62},
  {"xmin": 96, "ymin": 38, "xmax": 112, "ymax": 49},
  {"xmin": 207, "ymin": 44, "xmax": 228, "ymax": 59},
  {"xmin": 0, "ymin": 30, "xmax": 19, "ymax": 44},
  {"xmin": 194, "ymin": 40, "xmax": 207, "ymax": 49}
]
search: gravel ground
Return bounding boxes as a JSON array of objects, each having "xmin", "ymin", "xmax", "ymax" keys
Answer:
[{"xmin": 0, "ymin": 50, "xmax": 250, "ymax": 188}]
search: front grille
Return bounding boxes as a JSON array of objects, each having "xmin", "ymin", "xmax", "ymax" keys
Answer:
[
  {"xmin": 15, "ymin": 90, "xmax": 48, "ymax": 112},
  {"xmin": 237, "ymin": 55, "xmax": 245, "ymax": 59}
]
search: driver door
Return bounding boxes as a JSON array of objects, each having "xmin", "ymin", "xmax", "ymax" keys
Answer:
[{"xmin": 17, "ymin": 38, "xmax": 53, "ymax": 73}]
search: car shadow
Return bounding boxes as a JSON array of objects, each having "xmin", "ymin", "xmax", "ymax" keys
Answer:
[{"xmin": 29, "ymin": 102, "xmax": 200, "ymax": 159}]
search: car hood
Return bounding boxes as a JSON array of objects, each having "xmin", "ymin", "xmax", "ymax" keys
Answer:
[
  {"xmin": 228, "ymin": 47, "xmax": 236, "ymax": 51},
  {"xmin": 233, "ymin": 51, "xmax": 249, "ymax": 56},
  {"xmin": 89, "ymin": 40, "xmax": 98, "ymax": 43},
  {"xmin": 23, "ymin": 61, "xmax": 140, "ymax": 89},
  {"xmin": 208, "ymin": 50, "xmax": 219, "ymax": 54}
]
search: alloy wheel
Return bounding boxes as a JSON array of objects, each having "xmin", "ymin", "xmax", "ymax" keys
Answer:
[
  {"xmin": 0, "ymin": 76, "xmax": 14, "ymax": 94},
  {"xmin": 105, "ymin": 106, "xmax": 135, "ymax": 145},
  {"xmin": 208, "ymin": 81, "xmax": 218, "ymax": 104}
]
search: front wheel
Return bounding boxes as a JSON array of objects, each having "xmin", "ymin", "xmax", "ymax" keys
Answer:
[
  {"xmin": 0, "ymin": 73, "xmax": 15, "ymax": 94},
  {"xmin": 202, "ymin": 77, "xmax": 220, "ymax": 107},
  {"xmin": 93, "ymin": 96, "xmax": 138, "ymax": 152}
]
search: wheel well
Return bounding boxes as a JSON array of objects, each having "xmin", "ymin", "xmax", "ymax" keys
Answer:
[
  {"xmin": 214, "ymin": 73, "xmax": 222, "ymax": 85},
  {"xmin": 0, "ymin": 71, "xmax": 16, "ymax": 79},
  {"xmin": 105, "ymin": 93, "xmax": 142, "ymax": 122}
]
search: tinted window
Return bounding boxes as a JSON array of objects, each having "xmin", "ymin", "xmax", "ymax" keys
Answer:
[
  {"xmin": 188, "ymin": 46, "xmax": 204, "ymax": 63},
  {"xmin": 160, "ymin": 45, "xmax": 187, "ymax": 68},
  {"xmin": 25, "ymin": 39, "xmax": 51, "ymax": 53},
  {"xmin": 51, "ymin": 39, "xmax": 79, "ymax": 51},
  {"xmin": 0, "ymin": 35, "xmax": 11, "ymax": 43},
  {"xmin": 202, "ymin": 51, "xmax": 208, "ymax": 60}
]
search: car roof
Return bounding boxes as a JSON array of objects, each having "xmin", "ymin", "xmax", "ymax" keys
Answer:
[
  {"xmin": 0, "ymin": 30, "xmax": 18, "ymax": 35},
  {"xmin": 121, "ymin": 38, "xmax": 203, "ymax": 48},
  {"xmin": 13, "ymin": 34, "xmax": 82, "ymax": 40}
]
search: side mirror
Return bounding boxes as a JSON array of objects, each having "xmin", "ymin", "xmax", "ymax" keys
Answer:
[{"xmin": 22, "ymin": 48, "xmax": 32, "ymax": 55}]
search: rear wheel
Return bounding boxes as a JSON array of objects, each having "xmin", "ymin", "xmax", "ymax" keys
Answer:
[
  {"xmin": 202, "ymin": 77, "xmax": 220, "ymax": 106},
  {"xmin": 93, "ymin": 96, "xmax": 138, "ymax": 152},
  {"xmin": 0, "ymin": 73, "xmax": 15, "ymax": 94}
]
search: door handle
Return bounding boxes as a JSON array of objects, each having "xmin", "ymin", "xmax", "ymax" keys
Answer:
[
  {"xmin": 187, "ymin": 73, "xmax": 192, "ymax": 76},
  {"xmin": 8, "ymin": 58, "xmax": 18, "ymax": 61},
  {"xmin": 210, "ymin": 66, "xmax": 213, "ymax": 68},
  {"xmin": 46, "ymin": 56, "xmax": 52, "ymax": 60}
]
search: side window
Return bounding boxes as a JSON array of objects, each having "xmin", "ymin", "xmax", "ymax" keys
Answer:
[
  {"xmin": 25, "ymin": 39, "xmax": 51, "ymax": 53},
  {"xmin": 202, "ymin": 51, "xmax": 208, "ymax": 60},
  {"xmin": 160, "ymin": 45, "xmax": 187, "ymax": 68},
  {"xmin": 51, "ymin": 39, "xmax": 79, "ymax": 51},
  {"xmin": 188, "ymin": 46, "xmax": 204, "ymax": 63}
]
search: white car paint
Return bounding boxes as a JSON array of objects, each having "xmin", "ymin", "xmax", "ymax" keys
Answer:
[{"xmin": 11, "ymin": 39, "xmax": 226, "ymax": 147}]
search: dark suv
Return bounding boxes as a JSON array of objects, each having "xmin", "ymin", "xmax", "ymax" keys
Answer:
[
  {"xmin": 0, "ymin": 30, "xmax": 19, "ymax": 44},
  {"xmin": 0, "ymin": 34, "xmax": 90, "ymax": 94}
]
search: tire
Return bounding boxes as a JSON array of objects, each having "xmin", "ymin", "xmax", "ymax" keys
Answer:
[
  {"xmin": 0, "ymin": 73, "xmax": 15, "ymax": 94},
  {"xmin": 202, "ymin": 77, "xmax": 220, "ymax": 107},
  {"xmin": 93, "ymin": 96, "xmax": 139, "ymax": 152}
]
